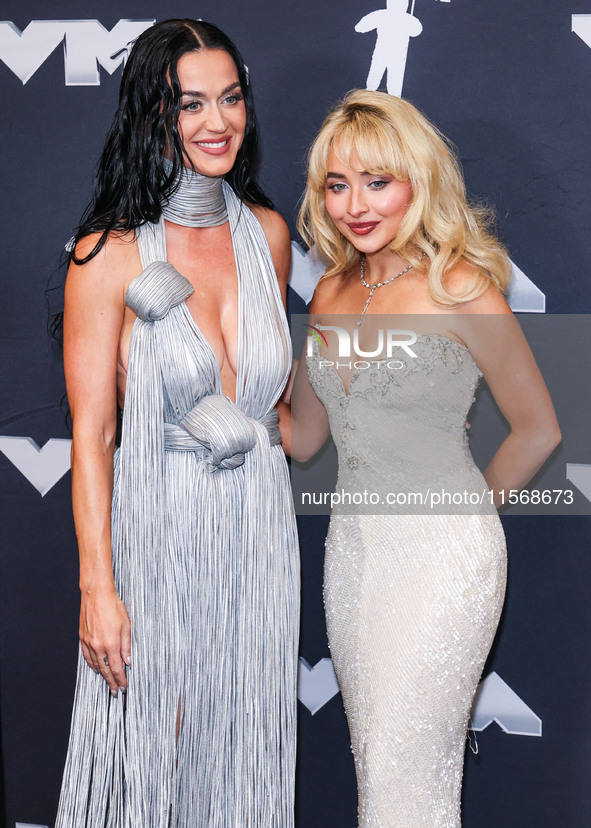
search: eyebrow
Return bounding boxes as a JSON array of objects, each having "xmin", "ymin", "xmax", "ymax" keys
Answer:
[
  {"xmin": 180, "ymin": 82, "xmax": 241, "ymax": 98},
  {"xmin": 325, "ymin": 171, "xmax": 374, "ymax": 178}
]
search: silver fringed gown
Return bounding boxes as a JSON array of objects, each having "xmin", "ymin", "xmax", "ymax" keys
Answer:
[
  {"xmin": 56, "ymin": 184, "xmax": 299, "ymax": 827},
  {"xmin": 307, "ymin": 333, "xmax": 507, "ymax": 828}
]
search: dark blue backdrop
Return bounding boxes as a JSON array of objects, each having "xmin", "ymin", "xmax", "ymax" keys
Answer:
[{"xmin": 1, "ymin": 2, "xmax": 590, "ymax": 826}]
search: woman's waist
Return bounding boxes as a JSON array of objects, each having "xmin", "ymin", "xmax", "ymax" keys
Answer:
[
  {"xmin": 116, "ymin": 399, "xmax": 283, "ymax": 475},
  {"xmin": 334, "ymin": 432, "xmax": 475, "ymax": 477},
  {"xmin": 333, "ymin": 461, "xmax": 494, "ymax": 515}
]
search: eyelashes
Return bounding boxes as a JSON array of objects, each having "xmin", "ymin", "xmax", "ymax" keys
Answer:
[
  {"xmin": 325, "ymin": 179, "xmax": 391, "ymax": 192},
  {"xmin": 180, "ymin": 93, "xmax": 244, "ymax": 113}
]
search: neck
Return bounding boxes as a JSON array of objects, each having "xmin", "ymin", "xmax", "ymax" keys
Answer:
[
  {"xmin": 362, "ymin": 247, "xmax": 413, "ymax": 282},
  {"xmin": 161, "ymin": 158, "xmax": 228, "ymax": 228}
]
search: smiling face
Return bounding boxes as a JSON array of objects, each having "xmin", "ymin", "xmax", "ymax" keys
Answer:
[
  {"xmin": 175, "ymin": 48, "xmax": 246, "ymax": 177},
  {"xmin": 324, "ymin": 146, "xmax": 413, "ymax": 256}
]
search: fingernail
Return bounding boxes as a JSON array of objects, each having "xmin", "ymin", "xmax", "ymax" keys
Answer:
[
  {"xmin": 119, "ymin": 687, "xmax": 126, "ymax": 694},
  {"xmin": 111, "ymin": 689, "xmax": 118, "ymax": 698}
]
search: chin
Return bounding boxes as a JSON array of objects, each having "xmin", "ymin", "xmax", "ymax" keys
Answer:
[
  {"xmin": 187, "ymin": 158, "xmax": 236, "ymax": 177},
  {"xmin": 181, "ymin": 143, "xmax": 238, "ymax": 176},
  {"xmin": 345, "ymin": 236, "xmax": 389, "ymax": 255}
]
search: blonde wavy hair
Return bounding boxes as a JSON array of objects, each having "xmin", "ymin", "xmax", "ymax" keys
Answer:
[{"xmin": 298, "ymin": 90, "xmax": 511, "ymax": 305}]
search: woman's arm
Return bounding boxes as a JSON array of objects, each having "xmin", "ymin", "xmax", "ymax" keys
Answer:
[
  {"xmin": 252, "ymin": 206, "xmax": 332, "ymax": 458},
  {"xmin": 277, "ymin": 353, "xmax": 331, "ymax": 459},
  {"xmin": 250, "ymin": 205, "xmax": 291, "ymax": 308},
  {"xmin": 457, "ymin": 287, "xmax": 561, "ymax": 507},
  {"xmin": 278, "ymin": 278, "xmax": 336, "ymax": 460},
  {"xmin": 64, "ymin": 232, "xmax": 140, "ymax": 696}
]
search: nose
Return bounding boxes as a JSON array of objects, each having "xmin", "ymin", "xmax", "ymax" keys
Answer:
[
  {"xmin": 348, "ymin": 186, "xmax": 368, "ymax": 217},
  {"xmin": 204, "ymin": 104, "xmax": 227, "ymax": 133}
]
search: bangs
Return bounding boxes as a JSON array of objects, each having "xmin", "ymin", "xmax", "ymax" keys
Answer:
[
  {"xmin": 325, "ymin": 107, "xmax": 409, "ymax": 181},
  {"xmin": 308, "ymin": 94, "xmax": 414, "ymax": 191},
  {"xmin": 333, "ymin": 127, "xmax": 408, "ymax": 181}
]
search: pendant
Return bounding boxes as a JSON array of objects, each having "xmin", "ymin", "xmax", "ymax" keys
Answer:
[{"xmin": 357, "ymin": 287, "xmax": 376, "ymax": 326}]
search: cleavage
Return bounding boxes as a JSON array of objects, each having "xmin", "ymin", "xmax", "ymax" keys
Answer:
[{"xmin": 166, "ymin": 223, "xmax": 239, "ymax": 394}]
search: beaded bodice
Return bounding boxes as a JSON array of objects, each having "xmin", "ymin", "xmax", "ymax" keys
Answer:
[{"xmin": 306, "ymin": 333, "xmax": 492, "ymax": 513}]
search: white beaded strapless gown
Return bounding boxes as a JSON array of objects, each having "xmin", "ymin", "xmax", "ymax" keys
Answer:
[{"xmin": 307, "ymin": 334, "xmax": 507, "ymax": 828}]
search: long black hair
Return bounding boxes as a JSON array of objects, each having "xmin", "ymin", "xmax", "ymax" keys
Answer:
[{"xmin": 73, "ymin": 19, "xmax": 272, "ymax": 264}]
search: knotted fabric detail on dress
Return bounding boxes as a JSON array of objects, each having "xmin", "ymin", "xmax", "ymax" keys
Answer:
[
  {"xmin": 125, "ymin": 261, "xmax": 193, "ymax": 321},
  {"xmin": 165, "ymin": 398, "xmax": 280, "ymax": 470},
  {"xmin": 56, "ymin": 179, "xmax": 298, "ymax": 828}
]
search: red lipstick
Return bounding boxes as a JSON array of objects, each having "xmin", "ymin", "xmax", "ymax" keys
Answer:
[{"xmin": 347, "ymin": 221, "xmax": 379, "ymax": 235}]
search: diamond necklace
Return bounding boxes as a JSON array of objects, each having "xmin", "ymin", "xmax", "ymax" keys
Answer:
[{"xmin": 357, "ymin": 253, "xmax": 422, "ymax": 326}]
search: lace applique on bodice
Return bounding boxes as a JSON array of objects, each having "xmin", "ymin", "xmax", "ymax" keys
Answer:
[{"xmin": 307, "ymin": 333, "xmax": 490, "ymax": 513}]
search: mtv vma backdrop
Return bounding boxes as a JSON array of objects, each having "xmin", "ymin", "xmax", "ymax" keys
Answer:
[{"xmin": 1, "ymin": 2, "xmax": 591, "ymax": 826}]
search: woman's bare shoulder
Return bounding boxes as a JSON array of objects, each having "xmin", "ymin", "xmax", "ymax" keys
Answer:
[
  {"xmin": 71, "ymin": 229, "xmax": 137, "ymax": 264},
  {"xmin": 445, "ymin": 261, "xmax": 512, "ymax": 316},
  {"xmin": 249, "ymin": 204, "xmax": 290, "ymax": 240},
  {"xmin": 68, "ymin": 231, "xmax": 142, "ymax": 297},
  {"xmin": 248, "ymin": 205, "xmax": 291, "ymax": 294},
  {"xmin": 309, "ymin": 270, "xmax": 346, "ymax": 314},
  {"xmin": 249, "ymin": 205, "xmax": 291, "ymax": 259}
]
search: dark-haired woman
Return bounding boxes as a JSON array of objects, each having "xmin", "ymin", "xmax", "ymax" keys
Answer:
[{"xmin": 55, "ymin": 20, "xmax": 298, "ymax": 827}]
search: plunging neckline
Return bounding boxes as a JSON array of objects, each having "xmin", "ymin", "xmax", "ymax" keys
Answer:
[
  {"xmin": 125, "ymin": 214, "xmax": 243, "ymax": 405},
  {"xmin": 167, "ymin": 220, "xmax": 242, "ymax": 404}
]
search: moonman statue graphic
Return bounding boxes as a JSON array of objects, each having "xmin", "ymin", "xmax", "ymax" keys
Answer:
[{"xmin": 355, "ymin": 0, "xmax": 423, "ymax": 97}]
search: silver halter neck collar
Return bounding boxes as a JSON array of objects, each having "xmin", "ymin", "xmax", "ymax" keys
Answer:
[{"xmin": 161, "ymin": 159, "xmax": 228, "ymax": 228}]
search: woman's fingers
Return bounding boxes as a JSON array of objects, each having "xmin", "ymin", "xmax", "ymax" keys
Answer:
[
  {"xmin": 121, "ymin": 620, "xmax": 132, "ymax": 668},
  {"xmin": 79, "ymin": 595, "xmax": 131, "ymax": 695},
  {"xmin": 84, "ymin": 640, "xmax": 126, "ymax": 696},
  {"xmin": 108, "ymin": 645, "xmax": 128, "ymax": 692},
  {"xmin": 81, "ymin": 641, "xmax": 99, "ymax": 673},
  {"xmin": 96, "ymin": 649, "xmax": 122, "ymax": 697}
]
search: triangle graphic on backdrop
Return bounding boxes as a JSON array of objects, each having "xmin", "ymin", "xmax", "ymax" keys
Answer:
[{"xmin": 0, "ymin": 436, "xmax": 71, "ymax": 496}]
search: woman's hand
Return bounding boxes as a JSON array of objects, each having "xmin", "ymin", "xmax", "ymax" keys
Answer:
[
  {"xmin": 455, "ymin": 286, "xmax": 561, "ymax": 506},
  {"xmin": 79, "ymin": 583, "xmax": 131, "ymax": 696}
]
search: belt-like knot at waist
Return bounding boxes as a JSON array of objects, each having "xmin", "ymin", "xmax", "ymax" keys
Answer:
[{"xmin": 164, "ymin": 395, "xmax": 281, "ymax": 471}]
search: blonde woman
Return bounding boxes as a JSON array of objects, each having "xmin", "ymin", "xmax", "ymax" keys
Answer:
[{"xmin": 282, "ymin": 90, "xmax": 560, "ymax": 826}]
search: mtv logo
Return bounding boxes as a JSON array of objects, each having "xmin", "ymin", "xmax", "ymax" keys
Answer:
[
  {"xmin": 0, "ymin": 19, "xmax": 154, "ymax": 85},
  {"xmin": 298, "ymin": 657, "xmax": 340, "ymax": 715},
  {"xmin": 289, "ymin": 242, "xmax": 326, "ymax": 306},
  {"xmin": 572, "ymin": 14, "xmax": 591, "ymax": 49},
  {"xmin": 566, "ymin": 463, "xmax": 591, "ymax": 502},
  {"xmin": 16, "ymin": 823, "xmax": 50, "ymax": 828},
  {"xmin": 298, "ymin": 658, "xmax": 542, "ymax": 739},
  {"xmin": 0, "ymin": 436, "xmax": 71, "ymax": 495},
  {"xmin": 507, "ymin": 262, "xmax": 545, "ymax": 313},
  {"xmin": 470, "ymin": 672, "xmax": 542, "ymax": 737}
]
